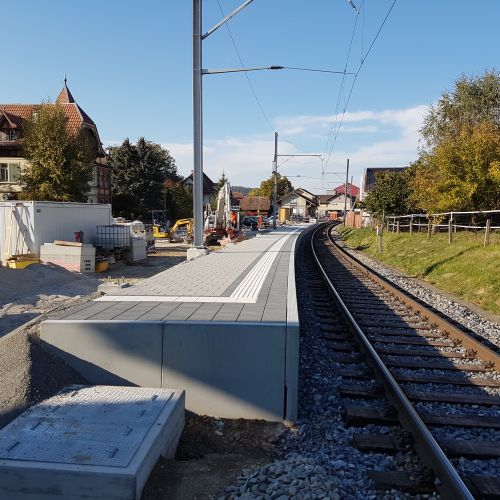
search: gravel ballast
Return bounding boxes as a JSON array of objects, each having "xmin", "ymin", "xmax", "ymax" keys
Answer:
[{"xmin": 222, "ymin": 227, "xmax": 437, "ymax": 499}]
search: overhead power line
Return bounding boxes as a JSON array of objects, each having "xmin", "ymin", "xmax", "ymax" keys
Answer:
[
  {"xmin": 216, "ymin": 0, "xmax": 275, "ymax": 132},
  {"xmin": 323, "ymin": 0, "xmax": 398, "ymax": 170}
]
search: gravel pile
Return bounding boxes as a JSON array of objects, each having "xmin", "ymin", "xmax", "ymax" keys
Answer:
[
  {"xmin": 222, "ymin": 228, "xmax": 437, "ymax": 499},
  {"xmin": 333, "ymin": 232, "xmax": 500, "ymax": 351}
]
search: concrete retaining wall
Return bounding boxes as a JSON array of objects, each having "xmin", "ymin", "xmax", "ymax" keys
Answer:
[{"xmin": 40, "ymin": 320, "xmax": 293, "ymax": 421}]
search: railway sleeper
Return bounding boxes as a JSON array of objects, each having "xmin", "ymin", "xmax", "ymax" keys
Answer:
[
  {"xmin": 339, "ymin": 382, "xmax": 500, "ymax": 406},
  {"xmin": 344, "ymin": 404, "xmax": 500, "ymax": 429},
  {"xmin": 370, "ymin": 335, "xmax": 455, "ymax": 347},
  {"xmin": 353, "ymin": 432, "xmax": 500, "ymax": 460},
  {"xmin": 393, "ymin": 372, "xmax": 500, "ymax": 388},
  {"xmin": 382, "ymin": 357, "xmax": 492, "ymax": 372},
  {"xmin": 374, "ymin": 346, "xmax": 473, "ymax": 359},
  {"xmin": 366, "ymin": 470, "xmax": 435, "ymax": 494}
]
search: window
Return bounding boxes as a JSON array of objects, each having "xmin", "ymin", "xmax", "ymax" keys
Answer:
[
  {"xmin": 0, "ymin": 163, "xmax": 20, "ymax": 183},
  {"xmin": 0, "ymin": 128, "xmax": 19, "ymax": 141},
  {"xmin": 9, "ymin": 163, "xmax": 20, "ymax": 182},
  {"xmin": 0, "ymin": 164, "xmax": 8, "ymax": 182}
]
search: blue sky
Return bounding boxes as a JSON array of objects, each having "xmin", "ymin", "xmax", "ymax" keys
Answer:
[{"xmin": 3, "ymin": 1, "xmax": 499, "ymax": 192}]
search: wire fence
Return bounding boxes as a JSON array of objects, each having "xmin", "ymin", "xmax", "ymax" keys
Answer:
[{"xmin": 383, "ymin": 210, "xmax": 500, "ymax": 246}]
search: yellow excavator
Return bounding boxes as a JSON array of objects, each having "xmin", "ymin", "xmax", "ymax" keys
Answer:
[
  {"xmin": 151, "ymin": 211, "xmax": 193, "ymax": 242},
  {"xmin": 167, "ymin": 218, "xmax": 194, "ymax": 243}
]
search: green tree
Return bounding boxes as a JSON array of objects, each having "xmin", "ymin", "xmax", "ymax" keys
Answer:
[
  {"xmin": 422, "ymin": 70, "xmax": 500, "ymax": 148},
  {"xmin": 108, "ymin": 138, "xmax": 179, "ymax": 218},
  {"xmin": 164, "ymin": 179, "xmax": 193, "ymax": 221},
  {"xmin": 411, "ymin": 123, "xmax": 500, "ymax": 212},
  {"xmin": 248, "ymin": 174, "xmax": 293, "ymax": 200},
  {"xmin": 363, "ymin": 170, "xmax": 416, "ymax": 217},
  {"xmin": 20, "ymin": 101, "xmax": 93, "ymax": 202},
  {"xmin": 210, "ymin": 172, "xmax": 228, "ymax": 209},
  {"xmin": 412, "ymin": 71, "xmax": 500, "ymax": 212}
]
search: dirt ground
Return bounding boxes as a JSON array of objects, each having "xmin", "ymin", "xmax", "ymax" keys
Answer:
[
  {"xmin": 142, "ymin": 414, "xmax": 286, "ymax": 500},
  {"xmin": 0, "ymin": 243, "xmax": 195, "ymax": 338}
]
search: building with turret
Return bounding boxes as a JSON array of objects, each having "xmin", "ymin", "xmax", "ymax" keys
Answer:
[{"xmin": 0, "ymin": 82, "xmax": 110, "ymax": 203}]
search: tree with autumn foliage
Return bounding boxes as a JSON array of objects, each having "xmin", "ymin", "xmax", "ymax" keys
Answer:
[
  {"xmin": 248, "ymin": 174, "xmax": 293, "ymax": 201},
  {"xmin": 20, "ymin": 101, "xmax": 93, "ymax": 202},
  {"xmin": 411, "ymin": 71, "xmax": 500, "ymax": 212}
]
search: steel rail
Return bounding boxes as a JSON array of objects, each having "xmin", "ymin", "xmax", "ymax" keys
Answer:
[
  {"xmin": 310, "ymin": 223, "xmax": 474, "ymax": 500},
  {"xmin": 327, "ymin": 226, "xmax": 500, "ymax": 371}
]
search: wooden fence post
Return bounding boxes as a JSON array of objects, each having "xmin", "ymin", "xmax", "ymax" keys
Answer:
[
  {"xmin": 484, "ymin": 218, "xmax": 491, "ymax": 247},
  {"xmin": 409, "ymin": 215, "xmax": 413, "ymax": 235},
  {"xmin": 397, "ymin": 220, "xmax": 400, "ymax": 234},
  {"xmin": 448, "ymin": 218, "xmax": 453, "ymax": 244}
]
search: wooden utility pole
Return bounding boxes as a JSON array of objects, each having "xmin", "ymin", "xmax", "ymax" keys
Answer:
[
  {"xmin": 484, "ymin": 218, "xmax": 491, "ymax": 247},
  {"xmin": 343, "ymin": 159, "xmax": 349, "ymax": 222}
]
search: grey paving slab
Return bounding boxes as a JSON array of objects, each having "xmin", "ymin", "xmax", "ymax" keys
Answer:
[
  {"xmin": 212, "ymin": 303, "xmax": 245, "ymax": 322},
  {"xmin": 140, "ymin": 302, "xmax": 181, "ymax": 321},
  {"xmin": 187, "ymin": 303, "xmax": 224, "ymax": 321},
  {"xmin": 164, "ymin": 303, "xmax": 203, "ymax": 321}
]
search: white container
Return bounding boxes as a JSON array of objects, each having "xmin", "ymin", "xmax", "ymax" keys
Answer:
[{"xmin": 0, "ymin": 201, "xmax": 112, "ymax": 259}]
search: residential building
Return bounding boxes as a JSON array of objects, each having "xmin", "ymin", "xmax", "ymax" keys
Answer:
[
  {"xmin": 317, "ymin": 183, "xmax": 359, "ymax": 218},
  {"xmin": 231, "ymin": 191, "xmax": 244, "ymax": 207},
  {"xmin": 278, "ymin": 188, "xmax": 319, "ymax": 221},
  {"xmin": 0, "ymin": 82, "xmax": 110, "ymax": 203},
  {"xmin": 182, "ymin": 172, "xmax": 215, "ymax": 206},
  {"xmin": 360, "ymin": 167, "xmax": 406, "ymax": 200},
  {"xmin": 239, "ymin": 196, "xmax": 271, "ymax": 216}
]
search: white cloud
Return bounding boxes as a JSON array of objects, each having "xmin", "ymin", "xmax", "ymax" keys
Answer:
[
  {"xmin": 105, "ymin": 104, "xmax": 429, "ymax": 194},
  {"xmin": 164, "ymin": 136, "xmax": 303, "ymax": 188}
]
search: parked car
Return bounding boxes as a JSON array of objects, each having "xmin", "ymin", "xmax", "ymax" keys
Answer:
[{"xmin": 241, "ymin": 216, "xmax": 258, "ymax": 230}]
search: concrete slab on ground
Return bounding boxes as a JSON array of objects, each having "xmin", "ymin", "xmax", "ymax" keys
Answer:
[{"xmin": 0, "ymin": 386, "xmax": 185, "ymax": 500}]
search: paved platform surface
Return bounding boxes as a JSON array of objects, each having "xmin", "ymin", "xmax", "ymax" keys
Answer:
[
  {"xmin": 56, "ymin": 227, "xmax": 302, "ymax": 323},
  {"xmin": 0, "ymin": 386, "xmax": 185, "ymax": 500},
  {"xmin": 41, "ymin": 226, "xmax": 306, "ymax": 421}
]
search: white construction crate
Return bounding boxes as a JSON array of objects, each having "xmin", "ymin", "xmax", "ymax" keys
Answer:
[{"xmin": 40, "ymin": 243, "xmax": 96, "ymax": 273}]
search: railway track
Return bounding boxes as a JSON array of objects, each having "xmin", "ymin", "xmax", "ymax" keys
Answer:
[{"xmin": 310, "ymin": 223, "xmax": 500, "ymax": 499}]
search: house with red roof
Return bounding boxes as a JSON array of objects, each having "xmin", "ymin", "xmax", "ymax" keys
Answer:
[
  {"xmin": 0, "ymin": 82, "xmax": 110, "ymax": 203},
  {"xmin": 317, "ymin": 183, "xmax": 359, "ymax": 218}
]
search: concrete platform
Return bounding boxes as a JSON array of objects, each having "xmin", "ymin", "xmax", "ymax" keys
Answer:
[
  {"xmin": 41, "ymin": 227, "xmax": 305, "ymax": 421},
  {"xmin": 0, "ymin": 386, "xmax": 185, "ymax": 500}
]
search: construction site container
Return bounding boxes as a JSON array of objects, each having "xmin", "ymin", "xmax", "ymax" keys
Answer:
[{"xmin": 0, "ymin": 201, "xmax": 112, "ymax": 259}]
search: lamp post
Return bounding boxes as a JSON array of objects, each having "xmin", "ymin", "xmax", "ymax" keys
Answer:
[{"xmin": 192, "ymin": 0, "xmax": 351, "ymax": 250}]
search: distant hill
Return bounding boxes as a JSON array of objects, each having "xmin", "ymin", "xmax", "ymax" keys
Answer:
[{"xmin": 232, "ymin": 185, "xmax": 254, "ymax": 195}]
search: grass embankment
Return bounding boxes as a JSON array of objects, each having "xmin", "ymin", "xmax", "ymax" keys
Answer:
[{"xmin": 337, "ymin": 226, "xmax": 500, "ymax": 315}]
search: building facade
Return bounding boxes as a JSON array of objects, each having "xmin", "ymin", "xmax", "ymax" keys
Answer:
[
  {"xmin": 360, "ymin": 167, "xmax": 406, "ymax": 200},
  {"xmin": 317, "ymin": 183, "xmax": 359, "ymax": 218},
  {"xmin": 278, "ymin": 188, "xmax": 319, "ymax": 220},
  {"xmin": 182, "ymin": 172, "xmax": 216, "ymax": 207},
  {"xmin": 0, "ymin": 83, "xmax": 110, "ymax": 203}
]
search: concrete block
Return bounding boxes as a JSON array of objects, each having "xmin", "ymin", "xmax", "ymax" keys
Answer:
[
  {"xmin": 0, "ymin": 386, "xmax": 185, "ymax": 500},
  {"xmin": 162, "ymin": 321, "xmax": 287, "ymax": 421},
  {"xmin": 40, "ymin": 321, "xmax": 163, "ymax": 387}
]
